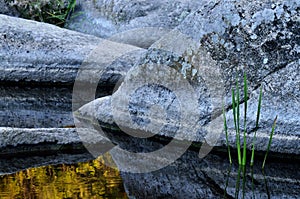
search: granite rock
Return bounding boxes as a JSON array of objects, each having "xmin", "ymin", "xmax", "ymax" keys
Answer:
[
  {"xmin": 76, "ymin": 0, "xmax": 300, "ymax": 154},
  {"xmin": 0, "ymin": 14, "xmax": 144, "ymax": 86},
  {"xmin": 65, "ymin": 0, "xmax": 207, "ymax": 48}
]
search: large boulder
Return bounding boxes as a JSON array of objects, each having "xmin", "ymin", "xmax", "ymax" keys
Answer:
[
  {"xmin": 65, "ymin": 0, "xmax": 207, "ymax": 48},
  {"xmin": 0, "ymin": 14, "xmax": 144, "ymax": 86},
  {"xmin": 75, "ymin": 0, "xmax": 300, "ymax": 154}
]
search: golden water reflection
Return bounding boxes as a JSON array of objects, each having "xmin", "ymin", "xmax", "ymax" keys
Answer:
[{"xmin": 0, "ymin": 153, "xmax": 128, "ymax": 199}]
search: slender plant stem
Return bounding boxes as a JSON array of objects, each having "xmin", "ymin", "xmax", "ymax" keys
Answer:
[
  {"xmin": 262, "ymin": 116, "xmax": 278, "ymax": 169},
  {"xmin": 223, "ymin": 101, "xmax": 232, "ymax": 164},
  {"xmin": 242, "ymin": 72, "xmax": 248, "ymax": 166},
  {"xmin": 235, "ymin": 78, "xmax": 241, "ymax": 164},
  {"xmin": 223, "ymin": 72, "xmax": 277, "ymax": 198},
  {"xmin": 262, "ymin": 169, "xmax": 271, "ymax": 199},
  {"xmin": 251, "ymin": 86, "xmax": 263, "ymax": 166},
  {"xmin": 242, "ymin": 165, "xmax": 247, "ymax": 199},
  {"xmin": 235, "ymin": 165, "xmax": 242, "ymax": 199},
  {"xmin": 232, "ymin": 89, "xmax": 241, "ymax": 165}
]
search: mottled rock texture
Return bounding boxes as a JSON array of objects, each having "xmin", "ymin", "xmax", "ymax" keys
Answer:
[
  {"xmin": 113, "ymin": 145, "xmax": 300, "ymax": 199},
  {"xmin": 0, "ymin": 86, "xmax": 73, "ymax": 128},
  {"xmin": 76, "ymin": 0, "xmax": 300, "ymax": 154},
  {"xmin": 0, "ymin": 14, "xmax": 144, "ymax": 85},
  {"xmin": 65, "ymin": 0, "xmax": 207, "ymax": 48},
  {"xmin": 0, "ymin": 127, "xmax": 80, "ymax": 148}
]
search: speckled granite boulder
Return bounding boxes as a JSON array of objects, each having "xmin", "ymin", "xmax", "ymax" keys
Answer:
[
  {"xmin": 65, "ymin": 0, "xmax": 207, "ymax": 48},
  {"xmin": 76, "ymin": 0, "xmax": 300, "ymax": 154},
  {"xmin": 0, "ymin": 14, "xmax": 144, "ymax": 85}
]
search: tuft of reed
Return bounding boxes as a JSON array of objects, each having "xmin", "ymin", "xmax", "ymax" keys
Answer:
[{"xmin": 223, "ymin": 71, "xmax": 278, "ymax": 198}]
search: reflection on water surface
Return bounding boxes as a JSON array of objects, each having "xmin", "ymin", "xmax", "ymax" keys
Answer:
[{"xmin": 0, "ymin": 153, "xmax": 128, "ymax": 199}]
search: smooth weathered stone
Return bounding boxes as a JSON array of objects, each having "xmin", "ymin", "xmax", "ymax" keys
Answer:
[
  {"xmin": 0, "ymin": 86, "xmax": 74, "ymax": 128},
  {"xmin": 76, "ymin": 0, "xmax": 300, "ymax": 154},
  {"xmin": 65, "ymin": 0, "xmax": 207, "ymax": 48},
  {"xmin": 0, "ymin": 127, "xmax": 80, "ymax": 148},
  {"xmin": 0, "ymin": 14, "xmax": 144, "ymax": 85},
  {"xmin": 0, "ymin": 127, "xmax": 111, "ymax": 149}
]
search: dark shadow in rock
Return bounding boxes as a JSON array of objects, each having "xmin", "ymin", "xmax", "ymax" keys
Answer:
[{"xmin": 0, "ymin": 86, "xmax": 73, "ymax": 128}]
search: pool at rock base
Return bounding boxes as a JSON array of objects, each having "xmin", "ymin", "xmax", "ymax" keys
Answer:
[
  {"xmin": 0, "ymin": 153, "xmax": 128, "ymax": 199},
  {"xmin": 1, "ymin": 144, "xmax": 299, "ymax": 199}
]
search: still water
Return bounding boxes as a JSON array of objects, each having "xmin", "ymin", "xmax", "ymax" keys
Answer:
[{"xmin": 0, "ymin": 154, "xmax": 128, "ymax": 199}]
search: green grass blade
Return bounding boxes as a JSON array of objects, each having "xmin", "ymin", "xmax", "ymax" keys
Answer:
[
  {"xmin": 262, "ymin": 116, "xmax": 278, "ymax": 169},
  {"xmin": 223, "ymin": 101, "xmax": 232, "ymax": 165},
  {"xmin": 236, "ymin": 78, "xmax": 240, "ymax": 136},
  {"xmin": 232, "ymin": 89, "xmax": 241, "ymax": 165},
  {"xmin": 232, "ymin": 89, "xmax": 237, "ymax": 130},
  {"xmin": 242, "ymin": 72, "xmax": 248, "ymax": 166},
  {"xmin": 65, "ymin": 0, "xmax": 77, "ymax": 20},
  {"xmin": 236, "ymin": 78, "xmax": 241, "ymax": 165},
  {"xmin": 236, "ymin": 78, "xmax": 241, "ymax": 164},
  {"xmin": 262, "ymin": 169, "xmax": 271, "ymax": 199},
  {"xmin": 243, "ymin": 72, "xmax": 248, "ymax": 128},
  {"xmin": 256, "ymin": 86, "xmax": 263, "ymax": 128},
  {"xmin": 251, "ymin": 86, "xmax": 263, "ymax": 166},
  {"xmin": 235, "ymin": 165, "xmax": 242, "ymax": 199}
]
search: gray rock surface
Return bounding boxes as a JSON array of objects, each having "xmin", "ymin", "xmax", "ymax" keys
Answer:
[
  {"xmin": 106, "ymin": 132, "xmax": 300, "ymax": 199},
  {"xmin": 117, "ymin": 149, "xmax": 300, "ymax": 199},
  {"xmin": 0, "ymin": 86, "xmax": 74, "ymax": 128},
  {"xmin": 0, "ymin": 127, "xmax": 111, "ymax": 149},
  {"xmin": 222, "ymin": 60, "xmax": 300, "ymax": 154},
  {"xmin": 76, "ymin": 0, "xmax": 300, "ymax": 154},
  {"xmin": 0, "ymin": 14, "xmax": 144, "ymax": 85},
  {"xmin": 0, "ymin": 127, "xmax": 81, "ymax": 148},
  {"xmin": 65, "ymin": 0, "xmax": 207, "ymax": 48}
]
